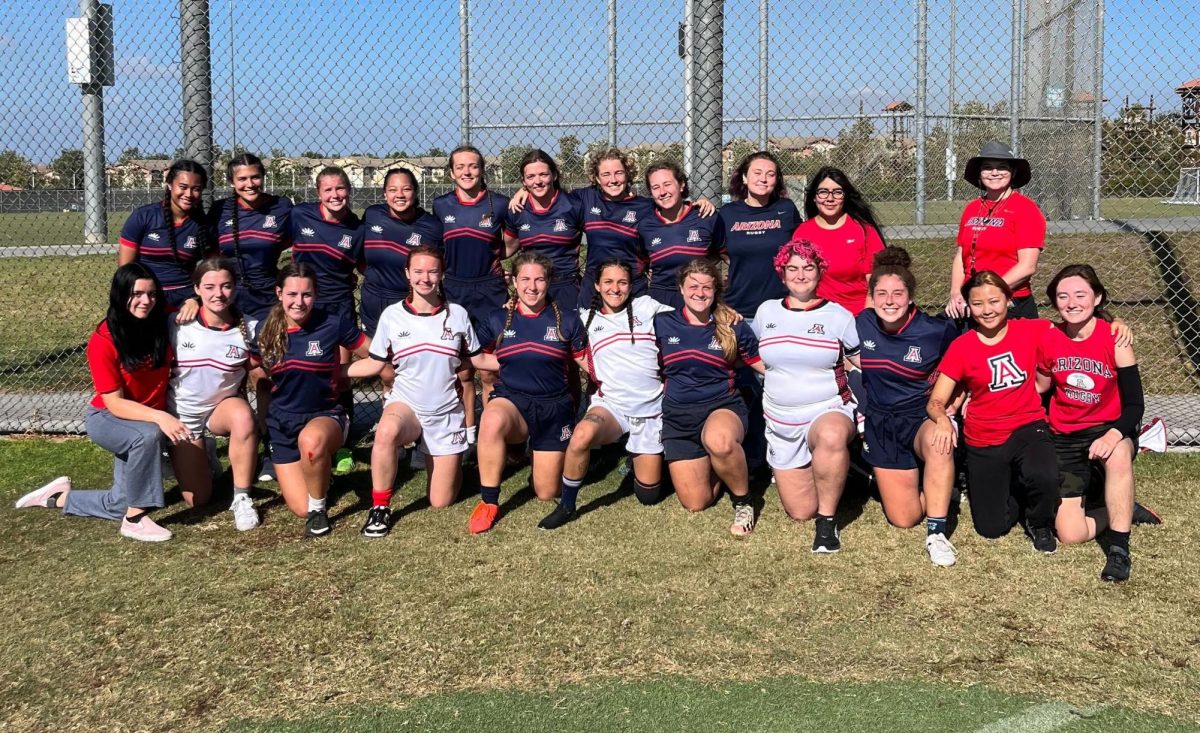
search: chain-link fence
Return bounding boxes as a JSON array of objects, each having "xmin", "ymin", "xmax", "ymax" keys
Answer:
[{"xmin": 2, "ymin": 0, "xmax": 1199, "ymax": 440}]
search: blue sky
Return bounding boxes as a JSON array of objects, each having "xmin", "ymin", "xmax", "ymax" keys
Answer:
[{"xmin": 0, "ymin": 0, "xmax": 1193, "ymax": 163}]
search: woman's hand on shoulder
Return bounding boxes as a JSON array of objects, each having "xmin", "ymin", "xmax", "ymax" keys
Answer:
[
  {"xmin": 508, "ymin": 188, "xmax": 528, "ymax": 213},
  {"xmin": 175, "ymin": 298, "xmax": 200, "ymax": 324},
  {"xmin": 1109, "ymin": 318, "xmax": 1134, "ymax": 348},
  {"xmin": 694, "ymin": 197, "xmax": 716, "ymax": 217}
]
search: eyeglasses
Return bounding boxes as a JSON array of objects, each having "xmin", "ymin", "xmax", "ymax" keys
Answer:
[
  {"xmin": 814, "ymin": 188, "xmax": 845, "ymax": 200},
  {"xmin": 980, "ymin": 163, "xmax": 1013, "ymax": 173}
]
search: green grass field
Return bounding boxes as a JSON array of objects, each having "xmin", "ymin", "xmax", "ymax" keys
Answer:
[{"xmin": 1, "ymin": 437, "xmax": 1198, "ymax": 732}]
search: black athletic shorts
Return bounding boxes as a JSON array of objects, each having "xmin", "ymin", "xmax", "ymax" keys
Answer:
[
  {"xmin": 662, "ymin": 393, "xmax": 748, "ymax": 462},
  {"xmin": 1053, "ymin": 422, "xmax": 1138, "ymax": 505}
]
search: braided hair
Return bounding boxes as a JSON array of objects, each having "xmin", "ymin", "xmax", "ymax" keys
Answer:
[
  {"xmin": 496, "ymin": 251, "xmax": 565, "ymax": 349},
  {"xmin": 583, "ymin": 259, "xmax": 637, "ymax": 346},
  {"xmin": 191, "ymin": 256, "xmax": 252, "ymax": 347},
  {"xmin": 162, "ymin": 159, "xmax": 210, "ymax": 268},
  {"xmin": 225, "ymin": 153, "xmax": 267, "ymax": 283}
]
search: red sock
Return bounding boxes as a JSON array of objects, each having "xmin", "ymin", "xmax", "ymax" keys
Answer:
[{"xmin": 371, "ymin": 488, "xmax": 394, "ymax": 508}]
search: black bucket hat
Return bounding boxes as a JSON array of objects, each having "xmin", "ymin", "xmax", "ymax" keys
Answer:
[{"xmin": 963, "ymin": 141, "xmax": 1031, "ymax": 190}]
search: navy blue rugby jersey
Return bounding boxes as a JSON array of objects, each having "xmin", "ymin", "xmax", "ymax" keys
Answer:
[
  {"xmin": 290, "ymin": 202, "xmax": 364, "ymax": 305},
  {"xmin": 475, "ymin": 304, "xmax": 587, "ymax": 398},
  {"xmin": 432, "ymin": 188, "xmax": 510, "ymax": 279},
  {"xmin": 504, "ymin": 190, "xmax": 584, "ymax": 280},
  {"xmin": 119, "ymin": 202, "xmax": 210, "ymax": 293},
  {"xmin": 575, "ymin": 186, "xmax": 655, "ymax": 278},
  {"xmin": 264, "ymin": 307, "xmax": 366, "ymax": 414},
  {"xmin": 654, "ymin": 309, "xmax": 760, "ymax": 403},
  {"xmin": 637, "ymin": 204, "xmax": 719, "ymax": 293},
  {"xmin": 855, "ymin": 306, "xmax": 958, "ymax": 413},
  {"xmin": 362, "ymin": 205, "xmax": 443, "ymax": 297},
  {"xmin": 713, "ymin": 198, "xmax": 801, "ymax": 317},
  {"xmin": 211, "ymin": 195, "xmax": 293, "ymax": 293}
]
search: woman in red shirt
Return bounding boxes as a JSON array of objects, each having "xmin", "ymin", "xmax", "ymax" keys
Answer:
[
  {"xmin": 945, "ymin": 141, "xmax": 1046, "ymax": 321},
  {"xmin": 1037, "ymin": 264, "xmax": 1157, "ymax": 582},
  {"xmin": 16, "ymin": 264, "xmax": 194, "ymax": 542},
  {"xmin": 790, "ymin": 166, "xmax": 885, "ymax": 316}
]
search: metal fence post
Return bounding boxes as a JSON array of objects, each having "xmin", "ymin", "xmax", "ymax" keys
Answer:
[
  {"xmin": 946, "ymin": 0, "xmax": 956, "ymax": 201},
  {"xmin": 608, "ymin": 0, "xmax": 618, "ymax": 147},
  {"xmin": 758, "ymin": 0, "xmax": 768, "ymax": 151},
  {"xmin": 1091, "ymin": 0, "xmax": 1105, "ymax": 219},
  {"xmin": 915, "ymin": 0, "xmax": 927, "ymax": 225},
  {"xmin": 1009, "ymin": 0, "xmax": 1021, "ymax": 150},
  {"xmin": 180, "ymin": 0, "xmax": 213, "ymax": 191},
  {"xmin": 691, "ymin": 0, "xmax": 723, "ymax": 200},
  {"xmin": 80, "ymin": 0, "xmax": 107, "ymax": 245},
  {"xmin": 682, "ymin": 0, "xmax": 694, "ymax": 177},
  {"xmin": 460, "ymin": 0, "xmax": 471, "ymax": 145}
]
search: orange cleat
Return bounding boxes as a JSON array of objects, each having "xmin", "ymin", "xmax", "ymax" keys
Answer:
[{"xmin": 468, "ymin": 501, "xmax": 500, "ymax": 534}]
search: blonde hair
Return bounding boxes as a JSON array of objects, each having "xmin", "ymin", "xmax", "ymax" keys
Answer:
[{"xmin": 677, "ymin": 258, "xmax": 738, "ymax": 362}]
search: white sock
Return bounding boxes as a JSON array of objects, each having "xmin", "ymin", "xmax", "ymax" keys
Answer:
[
  {"xmin": 467, "ymin": 425, "xmax": 478, "ymax": 446},
  {"xmin": 307, "ymin": 495, "xmax": 326, "ymax": 513}
]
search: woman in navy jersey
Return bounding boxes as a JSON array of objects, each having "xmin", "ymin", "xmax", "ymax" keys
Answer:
[
  {"xmin": 638, "ymin": 162, "xmax": 719, "ymax": 310},
  {"xmin": 752, "ymin": 240, "xmax": 860, "ymax": 553},
  {"xmin": 467, "ymin": 252, "xmax": 589, "ymax": 534},
  {"xmin": 210, "ymin": 153, "xmax": 294, "ymax": 323},
  {"xmin": 433, "ymin": 145, "xmax": 510, "ymax": 444},
  {"xmin": 538, "ymin": 259, "xmax": 676, "ymax": 530},
  {"xmin": 1037, "ymin": 265, "xmax": 1156, "ymax": 582},
  {"xmin": 856, "ymin": 248, "xmax": 960, "ymax": 567},
  {"xmin": 361, "ymin": 168, "xmax": 443, "ymax": 337},
  {"xmin": 251, "ymin": 262, "xmax": 371, "ymax": 538},
  {"xmin": 118, "ymin": 159, "xmax": 211, "ymax": 314},
  {"xmin": 347, "ymin": 246, "xmax": 493, "ymax": 538},
  {"xmin": 655, "ymin": 258, "xmax": 763, "ymax": 535},
  {"xmin": 502, "ymin": 149, "xmax": 585, "ymax": 311},
  {"xmin": 17, "ymin": 264, "xmax": 188, "ymax": 542}
]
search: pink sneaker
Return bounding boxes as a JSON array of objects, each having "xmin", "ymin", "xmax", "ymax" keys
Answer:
[
  {"xmin": 14, "ymin": 476, "xmax": 71, "ymax": 509},
  {"xmin": 119, "ymin": 514, "xmax": 172, "ymax": 542}
]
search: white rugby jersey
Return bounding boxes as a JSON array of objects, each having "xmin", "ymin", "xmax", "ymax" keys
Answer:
[
  {"xmin": 580, "ymin": 295, "xmax": 673, "ymax": 417},
  {"xmin": 168, "ymin": 313, "xmax": 257, "ymax": 415},
  {"xmin": 751, "ymin": 298, "xmax": 859, "ymax": 412},
  {"xmin": 370, "ymin": 300, "xmax": 479, "ymax": 414}
]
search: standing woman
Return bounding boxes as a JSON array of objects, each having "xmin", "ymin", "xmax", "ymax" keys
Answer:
[
  {"xmin": 468, "ymin": 252, "xmax": 589, "ymax": 534},
  {"xmin": 638, "ymin": 162, "xmax": 719, "ymax": 310},
  {"xmin": 791, "ymin": 166, "xmax": 885, "ymax": 316},
  {"xmin": 541, "ymin": 259, "xmax": 675, "ymax": 530},
  {"xmin": 753, "ymin": 241, "xmax": 860, "ymax": 553},
  {"xmin": 1037, "ymin": 265, "xmax": 1154, "ymax": 582},
  {"xmin": 210, "ymin": 153, "xmax": 294, "ymax": 323},
  {"xmin": 17, "ymin": 264, "xmax": 190, "ymax": 541},
  {"xmin": 502, "ymin": 149, "xmax": 585, "ymax": 311},
  {"xmin": 251, "ymin": 262, "xmax": 372, "ymax": 538},
  {"xmin": 856, "ymin": 248, "xmax": 960, "ymax": 566},
  {"xmin": 361, "ymin": 167, "xmax": 443, "ymax": 338},
  {"xmin": 347, "ymin": 246, "xmax": 492, "ymax": 538},
  {"xmin": 167, "ymin": 257, "xmax": 261, "ymax": 531},
  {"xmin": 433, "ymin": 145, "xmax": 510, "ymax": 444},
  {"xmin": 655, "ymin": 258, "xmax": 763, "ymax": 535},
  {"xmin": 945, "ymin": 141, "xmax": 1045, "ymax": 321},
  {"xmin": 118, "ymin": 159, "xmax": 211, "ymax": 314},
  {"xmin": 927, "ymin": 272, "xmax": 1060, "ymax": 552}
]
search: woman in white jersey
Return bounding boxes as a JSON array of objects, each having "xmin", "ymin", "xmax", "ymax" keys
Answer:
[
  {"xmin": 347, "ymin": 245, "xmax": 494, "ymax": 538},
  {"xmin": 752, "ymin": 239, "xmax": 860, "ymax": 554},
  {"xmin": 537, "ymin": 259, "xmax": 675, "ymax": 530},
  {"xmin": 167, "ymin": 257, "xmax": 260, "ymax": 530}
]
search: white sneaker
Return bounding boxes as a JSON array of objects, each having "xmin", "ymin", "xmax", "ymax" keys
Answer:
[
  {"xmin": 258, "ymin": 458, "xmax": 276, "ymax": 483},
  {"xmin": 15, "ymin": 476, "xmax": 71, "ymax": 509},
  {"xmin": 230, "ymin": 493, "xmax": 260, "ymax": 532},
  {"xmin": 729, "ymin": 503, "xmax": 756, "ymax": 536},
  {"xmin": 925, "ymin": 532, "xmax": 957, "ymax": 567}
]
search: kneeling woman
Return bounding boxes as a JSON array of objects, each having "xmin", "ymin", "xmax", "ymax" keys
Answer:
[
  {"xmin": 168, "ymin": 257, "xmax": 261, "ymax": 531},
  {"xmin": 857, "ymin": 248, "xmax": 960, "ymax": 566},
  {"xmin": 1037, "ymin": 265, "xmax": 1151, "ymax": 582},
  {"xmin": 17, "ymin": 265, "xmax": 192, "ymax": 541},
  {"xmin": 347, "ymin": 246, "xmax": 492, "ymax": 538},
  {"xmin": 655, "ymin": 259, "xmax": 763, "ymax": 535},
  {"xmin": 541, "ymin": 259, "xmax": 675, "ymax": 530},
  {"xmin": 753, "ymin": 240, "xmax": 860, "ymax": 553},
  {"xmin": 252, "ymin": 263, "xmax": 371, "ymax": 538},
  {"xmin": 928, "ymin": 272, "xmax": 1060, "ymax": 552},
  {"xmin": 468, "ymin": 252, "xmax": 589, "ymax": 534}
]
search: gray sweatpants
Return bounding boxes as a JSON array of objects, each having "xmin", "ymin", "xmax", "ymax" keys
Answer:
[{"xmin": 63, "ymin": 407, "xmax": 165, "ymax": 520}]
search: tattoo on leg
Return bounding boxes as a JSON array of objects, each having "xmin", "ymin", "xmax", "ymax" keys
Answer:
[{"xmin": 582, "ymin": 414, "xmax": 605, "ymax": 425}]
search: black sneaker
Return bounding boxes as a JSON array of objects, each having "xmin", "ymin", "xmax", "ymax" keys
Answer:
[
  {"xmin": 304, "ymin": 509, "xmax": 331, "ymax": 538},
  {"xmin": 812, "ymin": 518, "xmax": 841, "ymax": 554},
  {"xmin": 1029, "ymin": 525, "xmax": 1057, "ymax": 554},
  {"xmin": 1100, "ymin": 546, "xmax": 1132, "ymax": 582},
  {"xmin": 1132, "ymin": 502, "xmax": 1162, "ymax": 526},
  {"xmin": 360, "ymin": 506, "xmax": 392, "ymax": 538},
  {"xmin": 537, "ymin": 503, "xmax": 577, "ymax": 530}
]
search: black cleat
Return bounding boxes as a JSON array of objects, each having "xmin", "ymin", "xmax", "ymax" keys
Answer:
[
  {"xmin": 304, "ymin": 509, "xmax": 331, "ymax": 538},
  {"xmin": 1131, "ymin": 502, "xmax": 1162, "ymax": 526},
  {"xmin": 360, "ymin": 506, "xmax": 392, "ymax": 538},
  {"xmin": 812, "ymin": 518, "xmax": 841, "ymax": 554},
  {"xmin": 1029, "ymin": 525, "xmax": 1057, "ymax": 554},
  {"xmin": 1101, "ymin": 546, "xmax": 1132, "ymax": 582},
  {"xmin": 537, "ymin": 503, "xmax": 577, "ymax": 530}
]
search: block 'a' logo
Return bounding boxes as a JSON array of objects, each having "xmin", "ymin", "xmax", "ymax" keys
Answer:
[{"xmin": 987, "ymin": 352, "xmax": 1026, "ymax": 391}]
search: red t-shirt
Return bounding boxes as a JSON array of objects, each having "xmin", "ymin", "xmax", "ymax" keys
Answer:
[
  {"xmin": 955, "ymin": 191, "xmax": 1046, "ymax": 298},
  {"xmin": 1037, "ymin": 321, "xmax": 1121, "ymax": 434},
  {"xmin": 86, "ymin": 320, "xmax": 171, "ymax": 410},
  {"xmin": 793, "ymin": 216, "xmax": 884, "ymax": 315},
  {"xmin": 939, "ymin": 318, "xmax": 1050, "ymax": 447}
]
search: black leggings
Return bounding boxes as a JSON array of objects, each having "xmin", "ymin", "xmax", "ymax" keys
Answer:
[{"xmin": 964, "ymin": 420, "xmax": 1060, "ymax": 538}]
